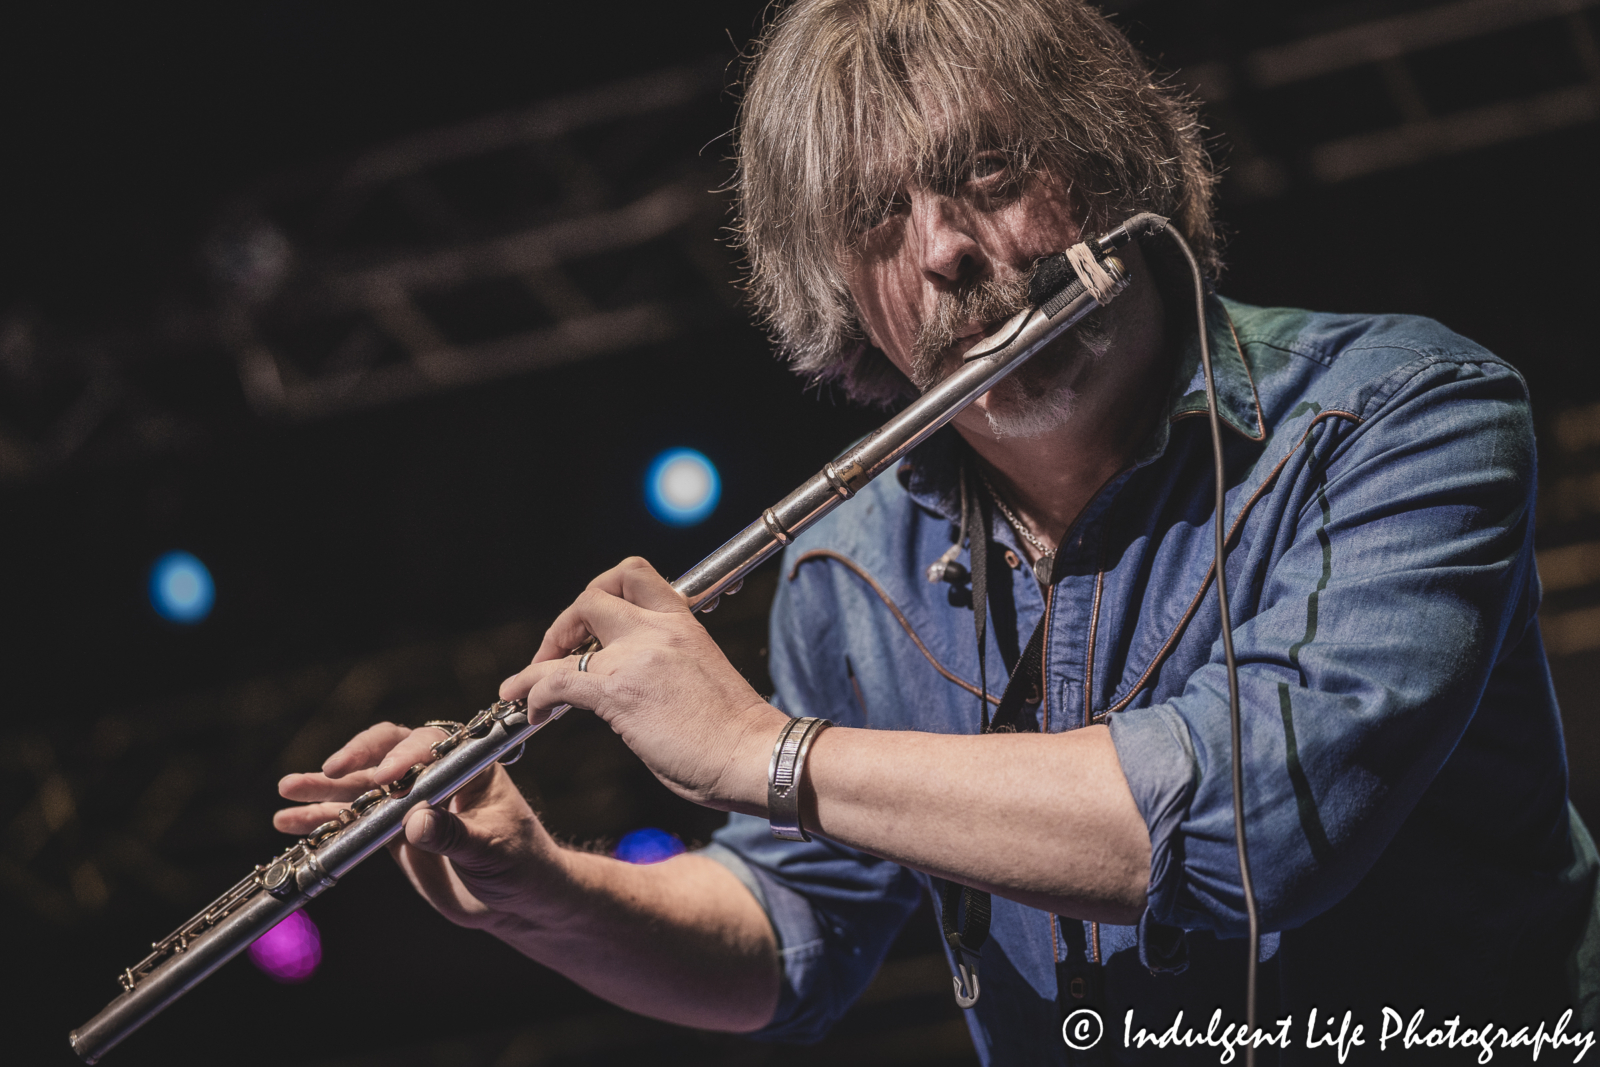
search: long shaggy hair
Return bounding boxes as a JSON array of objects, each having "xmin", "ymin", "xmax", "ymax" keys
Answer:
[{"xmin": 734, "ymin": 0, "xmax": 1218, "ymax": 405}]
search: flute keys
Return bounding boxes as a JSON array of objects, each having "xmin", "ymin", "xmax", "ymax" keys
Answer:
[
  {"xmin": 386, "ymin": 762, "xmax": 427, "ymax": 798},
  {"xmin": 262, "ymin": 860, "xmax": 293, "ymax": 896}
]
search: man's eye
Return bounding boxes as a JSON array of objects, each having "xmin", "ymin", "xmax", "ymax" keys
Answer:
[
  {"xmin": 869, "ymin": 193, "xmax": 909, "ymax": 229},
  {"xmin": 969, "ymin": 155, "xmax": 1007, "ymax": 181}
]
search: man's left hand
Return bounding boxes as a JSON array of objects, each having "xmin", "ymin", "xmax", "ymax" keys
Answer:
[{"xmin": 500, "ymin": 557, "xmax": 785, "ymax": 813}]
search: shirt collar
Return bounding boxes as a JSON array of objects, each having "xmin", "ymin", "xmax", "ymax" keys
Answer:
[
  {"xmin": 897, "ymin": 294, "xmax": 1263, "ymax": 521},
  {"xmin": 1163, "ymin": 293, "xmax": 1264, "ymax": 441}
]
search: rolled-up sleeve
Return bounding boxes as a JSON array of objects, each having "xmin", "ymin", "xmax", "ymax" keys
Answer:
[
  {"xmin": 1111, "ymin": 354, "xmax": 1540, "ymax": 937},
  {"xmin": 1106, "ymin": 704, "xmax": 1200, "ymax": 926}
]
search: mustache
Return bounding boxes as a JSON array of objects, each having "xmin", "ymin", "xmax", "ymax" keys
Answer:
[{"xmin": 908, "ymin": 269, "xmax": 1034, "ymax": 390}]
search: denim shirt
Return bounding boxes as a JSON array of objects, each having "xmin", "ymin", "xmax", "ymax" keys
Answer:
[{"xmin": 706, "ymin": 297, "xmax": 1600, "ymax": 1064}]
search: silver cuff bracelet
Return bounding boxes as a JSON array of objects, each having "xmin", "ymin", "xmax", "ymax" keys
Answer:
[{"xmin": 767, "ymin": 716, "xmax": 831, "ymax": 841}]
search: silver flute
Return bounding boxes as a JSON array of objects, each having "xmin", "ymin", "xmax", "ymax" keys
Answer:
[{"xmin": 69, "ymin": 247, "xmax": 1130, "ymax": 1064}]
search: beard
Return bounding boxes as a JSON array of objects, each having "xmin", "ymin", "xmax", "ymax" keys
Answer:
[{"xmin": 909, "ymin": 264, "xmax": 1114, "ymax": 438}]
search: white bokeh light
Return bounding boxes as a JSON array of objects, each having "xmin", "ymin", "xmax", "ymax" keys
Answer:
[
  {"xmin": 661, "ymin": 457, "xmax": 711, "ymax": 509},
  {"xmin": 645, "ymin": 448, "xmax": 720, "ymax": 526}
]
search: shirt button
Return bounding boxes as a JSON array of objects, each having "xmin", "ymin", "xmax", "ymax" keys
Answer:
[
  {"xmin": 1070, "ymin": 976, "xmax": 1087, "ymax": 999},
  {"xmin": 1003, "ymin": 549, "xmax": 1021, "ymax": 569}
]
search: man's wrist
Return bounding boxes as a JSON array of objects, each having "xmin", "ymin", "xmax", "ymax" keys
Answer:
[{"xmin": 715, "ymin": 704, "xmax": 794, "ymax": 815}]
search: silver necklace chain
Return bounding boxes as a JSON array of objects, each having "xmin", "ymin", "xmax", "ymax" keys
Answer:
[{"xmin": 979, "ymin": 471, "xmax": 1055, "ymax": 563}]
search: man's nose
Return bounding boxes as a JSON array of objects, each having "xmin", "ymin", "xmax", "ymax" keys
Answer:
[{"xmin": 908, "ymin": 191, "xmax": 983, "ymax": 286}]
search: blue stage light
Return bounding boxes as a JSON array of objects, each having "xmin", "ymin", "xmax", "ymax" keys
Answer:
[
  {"xmin": 613, "ymin": 827, "xmax": 687, "ymax": 865},
  {"xmin": 149, "ymin": 551, "xmax": 215, "ymax": 624},
  {"xmin": 645, "ymin": 448, "xmax": 720, "ymax": 526}
]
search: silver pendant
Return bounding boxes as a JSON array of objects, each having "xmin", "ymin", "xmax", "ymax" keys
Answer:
[{"xmin": 1033, "ymin": 553, "xmax": 1054, "ymax": 586}]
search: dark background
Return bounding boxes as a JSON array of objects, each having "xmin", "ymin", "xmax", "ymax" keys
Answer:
[{"xmin": 3, "ymin": 2, "xmax": 1597, "ymax": 1064}]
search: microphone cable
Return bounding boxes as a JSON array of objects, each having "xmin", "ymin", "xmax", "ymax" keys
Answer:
[{"xmin": 1097, "ymin": 214, "xmax": 1259, "ymax": 1062}]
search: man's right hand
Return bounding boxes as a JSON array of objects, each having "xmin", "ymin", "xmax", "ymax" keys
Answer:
[{"xmin": 274, "ymin": 721, "xmax": 564, "ymax": 932}]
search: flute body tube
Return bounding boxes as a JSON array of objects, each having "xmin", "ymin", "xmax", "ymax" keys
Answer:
[{"xmin": 70, "ymin": 255, "xmax": 1125, "ymax": 1063}]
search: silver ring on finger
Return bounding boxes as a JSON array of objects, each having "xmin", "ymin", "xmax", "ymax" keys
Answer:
[{"xmin": 576, "ymin": 650, "xmax": 595, "ymax": 673}]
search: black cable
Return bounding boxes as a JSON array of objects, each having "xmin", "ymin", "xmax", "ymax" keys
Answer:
[
  {"xmin": 1099, "ymin": 213, "xmax": 1259, "ymax": 1055},
  {"xmin": 1160, "ymin": 225, "xmax": 1259, "ymax": 1062},
  {"xmin": 963, "ymin": 218, "xmax": 1260, "ymax": 1043}
]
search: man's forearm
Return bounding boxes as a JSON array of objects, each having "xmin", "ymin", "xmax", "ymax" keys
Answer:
[
  {"xmin": 720, "ymin": 717, "xmax": 1150, "ymax": 924},
  {"xmin": 503, "ymin": 558, "xmax": 1150, "ymax": 940},
  {"xmin": 485, "ymin": 849, "xmax": 779, "ymax": 1032}
]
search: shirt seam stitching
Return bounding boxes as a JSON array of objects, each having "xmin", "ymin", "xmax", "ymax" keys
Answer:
[
  {"xmin": 1097, "ymin": 409, "xmax": 1364, "ymax": 718},
  {"xmin": 788, "ymin": 549, "xmax": 1003, "ymax": 708},
  {"xmin": 1356, "ymin": 351, "xmax": 1510, "ymax": 420}
]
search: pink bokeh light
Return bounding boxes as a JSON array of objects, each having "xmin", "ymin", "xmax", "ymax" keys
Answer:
[{"xmin": 248, "ymin": 909, "xmax": 322, "ymax": 983}]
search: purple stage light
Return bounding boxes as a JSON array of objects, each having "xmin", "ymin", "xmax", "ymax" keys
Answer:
[
  {"xmin": 248, "ymin": 909, "xmax": 322, "ymax": 983},
  {"xmin": 614, "ymin": 827, "xmax": 686, "ymax": 864}
]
